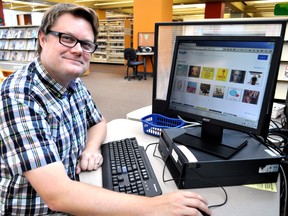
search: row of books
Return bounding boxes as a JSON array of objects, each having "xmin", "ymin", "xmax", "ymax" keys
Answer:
[
  {"xmin": 0, "ymin": 51, "xmax": 36, "ymax": 62},
  {"xmin": 0, "ymin": 39, "xmax": 37, "ymax": 51},
  {"xmin": 0, "ymin": 28, "xmax": 38, "ymax": 39}
]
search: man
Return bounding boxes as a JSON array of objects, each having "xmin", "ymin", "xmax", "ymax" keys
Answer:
[
  {"xmin": 230, "ymin": 69, "xmax": 245, "ymax": 83},
  {"xmin": 0, "ymin": 3, "xmax": 210, "ymax": 216}
]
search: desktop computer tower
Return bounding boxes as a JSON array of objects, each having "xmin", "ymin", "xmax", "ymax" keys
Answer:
[{"xmin": 158, "ymin": 128, "xmax": 282, "ymax": 189}]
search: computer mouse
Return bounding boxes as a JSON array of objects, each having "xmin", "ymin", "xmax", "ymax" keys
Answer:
[{"xmin": 198, "ymin": 208, "xmax": 211, "ymax": 216}]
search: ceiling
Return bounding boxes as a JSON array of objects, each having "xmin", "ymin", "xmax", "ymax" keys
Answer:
[{"xmin": 2, "ymin": 0, "xmax": 288, "ymax": 20}]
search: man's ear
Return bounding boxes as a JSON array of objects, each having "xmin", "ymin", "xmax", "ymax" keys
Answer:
[{"xmin": 38, "ymin": 31, "xmax": 47, "ymax": 48}]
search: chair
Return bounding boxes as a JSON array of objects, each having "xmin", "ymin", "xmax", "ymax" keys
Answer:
[{"xmin": 124, "ymin": 48, "xmax": 144, "ymax": 81}]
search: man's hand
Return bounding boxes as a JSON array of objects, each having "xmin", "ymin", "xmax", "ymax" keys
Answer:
[{"xmin": 76, "ymin": 150, "xmax": 103, "ymax": 174}]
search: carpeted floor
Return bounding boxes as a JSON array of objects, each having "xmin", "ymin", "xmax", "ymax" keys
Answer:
[{"xmin": 80, "ymin": 63, "xmax": 153, "ymax": 122}]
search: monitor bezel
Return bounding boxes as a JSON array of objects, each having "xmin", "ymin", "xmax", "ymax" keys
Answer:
[{"xmin": 165, "ymin": 35, "xmax": 283, "ymax": 137}]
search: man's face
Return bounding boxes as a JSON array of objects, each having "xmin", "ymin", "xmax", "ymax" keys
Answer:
[
  {"xmin": 233, "ymin": 71, "xmax": 242, "ymax": 82},
  {"xmin": 39, "ymin": 13, "xmax": 94, "ymax": 87}
]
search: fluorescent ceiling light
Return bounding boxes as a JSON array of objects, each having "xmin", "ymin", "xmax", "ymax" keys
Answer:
[
  {"xmin": 249, "ymin": 0, "xmax": 288, "ymax": 4},
  {"xmin": 94, "ymin": 1, "xmax": 133, "ymax": 6},
  {"xmin": 2, "ymin": 0, "xmax": 47, "ymax": 6},
  {"xmin": 75, "ymin": 0, "xmax": 99, "ymax": 2},
  {"xmin": 173, "ymin": 4, "xmax": 205, "ymax": 9}
]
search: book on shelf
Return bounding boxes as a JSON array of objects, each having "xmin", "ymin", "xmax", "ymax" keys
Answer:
[
  {"xmin": 25, "ymin": 28, "xmax": 38, "ymax": 38},
  {"xmin": 14, "ymin": 28, "xmax": 26, "ymax": 38},
  {"xmin": 25, "ymin": 29, "xmax": 32, "ymax": 38},
  {"xmin": 26, "ymin": 39, "xmax": 37, "ymax": 50},
  {"xmin": 26, "ymin": 51, "xmax": 36, "ymax": 61},
  {"xmin": 10, "ymin": 51, "xmax": 28, "ymax": 61},
  {"xmin": 8, "ymin": 40, "xmax": 27, "ymax": 50},
  {"xmin": 7, "ymin": 29, "xmax": 17, "ymax": 39},
  {"xmin": 8, "ymin": 40, "xmax": 16, "ymax": 49},
  {"xmin": 0, "ymin": 51, "xmax": 10, "ymax": 60},
  {"xmin": 0, "ymin": 40, "xmax": 8, "ymax": 49},
  {"xmin": 0, "ymin": 29, "xmax": 8, "ymax": 39},
  {"xmin": 15, "ymin": 40, "xmax": 27, "ymax": 50}
]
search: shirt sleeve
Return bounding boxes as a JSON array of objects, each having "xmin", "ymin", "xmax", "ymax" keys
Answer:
[
  {"xmin": 0, "ymin": 91, "xmax": 60, "ymax": 175},
  {"xmin": 77, "ymin": 79, "xmax": 103, "ymax": 129}
]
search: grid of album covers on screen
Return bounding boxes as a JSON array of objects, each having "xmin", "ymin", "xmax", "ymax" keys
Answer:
[
  {"xmin": 0, "ymin": 27, "xmax": 37, "ymax": 61},
  {"xmin": 175, "ymin": 65, "xmax": 262, "ymax": 102}
]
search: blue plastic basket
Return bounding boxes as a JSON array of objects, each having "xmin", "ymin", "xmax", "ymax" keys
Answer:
[{"xmin": 140, "ymin": 114, "xmax": 185, "ymax": 137}]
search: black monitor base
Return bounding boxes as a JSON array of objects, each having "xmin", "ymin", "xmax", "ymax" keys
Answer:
[{"xmin": 173, "ymin": 127, "xmax": 248, "ymax": 159}]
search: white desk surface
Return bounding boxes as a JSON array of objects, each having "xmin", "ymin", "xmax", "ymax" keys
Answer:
[
  {"xmin": 80, "ymin": 119, "xmax": 280, "ymax": 216},
  {"xmin": 126, "ymin": 105, "xmax": 152, "ymax": 121}
]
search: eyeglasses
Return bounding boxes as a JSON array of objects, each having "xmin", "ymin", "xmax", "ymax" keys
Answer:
[{"xmin": 47, "ymin": 30, "xmax": 98, "ymax": 53}]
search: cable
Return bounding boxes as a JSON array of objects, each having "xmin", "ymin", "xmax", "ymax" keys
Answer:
[
  {"xmin": 161, "ymin": 160, "xmax": 228, "ymax": 209},
  {"xmin": 146, "ymin": 141, "xmax": 228, "ymax": 209},
  {"xmin": 145, "ymin": 141, "xmax": 164, "ymax": 161},
  {"xmin": 268, "ymin": 132, "xmax": 288, "ymax": 148},
  {"xmin": 145, "ymin": 142, "xmax": 159, "ymax": 152},
  {"xmin": 280, "ymin": 163, "xmax": 288, "ymax": 216},
  {"xmin": 177, "ymin": 115, "xmax": 202, "ymax": 128},
  {"xmin": 146, "ymin": 134, "xmax": 285, "ymax": 212},
  {"xmin": 270, "ymin": 119, "xmax": 283, "ymax": 131},
  {"xmin": 249, "ymin": 132, "xmax": 284, "ymax": 156}
]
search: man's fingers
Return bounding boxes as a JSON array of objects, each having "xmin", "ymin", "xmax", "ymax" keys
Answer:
[{"xmin": 78, "ymin": 152, "xmax": 103, "ymax": 171}]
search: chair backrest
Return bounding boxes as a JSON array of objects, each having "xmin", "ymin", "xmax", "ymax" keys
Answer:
[{"xmin": 124, "ymin": 48, "xmax": 137, "ymax": 61}]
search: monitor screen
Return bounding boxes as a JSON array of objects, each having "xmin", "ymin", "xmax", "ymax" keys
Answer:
[
  {"xmin": 166, "ymin": 35, "xmax": 283, "ymax": 158},
  {"xmin": 138, "ymin": 32, "xmax": 155, "ymax": 47}
]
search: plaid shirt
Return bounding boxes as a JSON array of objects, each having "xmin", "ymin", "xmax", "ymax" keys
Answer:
[{"xmin": 0, "ymin": 58, "xmax": 103, "ymax": 215}]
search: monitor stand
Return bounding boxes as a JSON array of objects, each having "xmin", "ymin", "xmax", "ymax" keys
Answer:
[{"xmin": 173, "ymin": 122, "xmax": 248, "ymax": 159}]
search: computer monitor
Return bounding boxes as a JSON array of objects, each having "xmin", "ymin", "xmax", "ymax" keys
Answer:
[
  {"xmin": 166, "ymin": 35, "xmax": 283, "ymax": 158},
  {"xmin": 138, "ymin": 32, "xmax": 154, "ymax": 52}
]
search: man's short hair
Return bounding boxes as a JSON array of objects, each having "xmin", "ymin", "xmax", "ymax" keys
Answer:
[{"xmin": 36, "ymin": 3, "xmax": 99, "ymax": 55}]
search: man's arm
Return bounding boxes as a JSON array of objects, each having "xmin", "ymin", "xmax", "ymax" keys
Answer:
[
  {"xmin": 24, "ymin": 161, "xmax": 210, "ymax": 216},
  {"xmin": 76, "ymin": 117, "xmax": 107, "ymax": 174}
]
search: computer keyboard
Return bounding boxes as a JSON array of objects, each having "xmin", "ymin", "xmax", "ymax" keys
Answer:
[{"xmin": 101, "ymin": 137, "xmax": 162, "ymax": 197}]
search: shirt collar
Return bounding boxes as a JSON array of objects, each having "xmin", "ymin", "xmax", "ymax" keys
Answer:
[{"xmin": 33, "ymin": 57, "xmax": 78, "ymax": 98}]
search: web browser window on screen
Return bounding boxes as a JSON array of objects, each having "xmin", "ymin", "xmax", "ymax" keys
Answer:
[{"xmin": 169, "ymin": 40, "xmax": 274, "ymax": 129}]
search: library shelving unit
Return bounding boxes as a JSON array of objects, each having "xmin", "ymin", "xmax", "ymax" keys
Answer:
[
  {"xmin": 0, "ymin": 20, "xmax": 132, "ymax": 68},
  {"xmin": 0, "ymin": 25, "xmax": 38, "ymax": 74},
  {"xmin": 277, "ymin": 30, "xmax": 288, "ymax": 100},
  {"xmin": 94, "ymin": 22, "xmax": 109, "ymax": 63},
  {"xmin": 92, "ymin": 19, "xmax": 131, "ymax": 64}
]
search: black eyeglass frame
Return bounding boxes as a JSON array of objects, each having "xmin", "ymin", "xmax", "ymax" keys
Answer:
[{"xmin": 47, "ymin": 30, "xmax": 98, "ymax": 53}]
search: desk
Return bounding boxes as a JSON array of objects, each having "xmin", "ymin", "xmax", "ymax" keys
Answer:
[
  {"xmin": 136, "ymin": 52, "xmax": 154, "ymax": 80},
  {"xmin": 80, "ymin": 119, "xmax": 280, "ymax": 216},
  {"xmin": 126, "ymin": 105, "xmax": 152, "ymax": 121}
]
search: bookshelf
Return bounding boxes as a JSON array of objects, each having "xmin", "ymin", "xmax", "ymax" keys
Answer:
[
  {"xmin": 277, "ymin": 36, "xmax": 288, "ymax": 100},
  {"xmin": 0, "ymin": 25, "xmax": 37, "ymax": 63},
  {"xmin": 0, "ymin": 20, "xmax": 132, "ymax": 66},
  {"xmin": 91, "ymin": 19, "xmax": 131, "ymax": 64}
]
